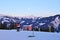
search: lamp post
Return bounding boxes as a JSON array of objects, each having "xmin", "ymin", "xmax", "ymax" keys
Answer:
[{"xmin": 28, "ymin": 28, "xmax": 35, "ymax": 37}]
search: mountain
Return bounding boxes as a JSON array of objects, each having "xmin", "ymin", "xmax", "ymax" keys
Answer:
[
  {"xmin": 0, "ymin": 14, "xmax": 60, "ymax": 29},
  {"xmin": 0, "ymin": 15, "xmax": 20, "ymax": 24}
]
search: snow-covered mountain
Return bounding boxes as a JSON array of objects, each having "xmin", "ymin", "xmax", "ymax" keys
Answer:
[{"xmin": 0, "ymin": 14, "xmax": 60, "ymax": 29}]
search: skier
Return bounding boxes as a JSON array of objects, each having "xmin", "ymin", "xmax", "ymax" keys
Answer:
[{"xmin": 16, "ymin": 23, "xmax": 20, "ymax": 32}]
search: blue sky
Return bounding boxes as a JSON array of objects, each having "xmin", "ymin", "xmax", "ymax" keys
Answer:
[{"xmin": 0, "ymin": 0, "xmax": 60, "ymax": 17}]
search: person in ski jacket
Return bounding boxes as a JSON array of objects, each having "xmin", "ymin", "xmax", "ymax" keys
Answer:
[{"xmin": 16, "ymin": 23, "xmax": 20, "ymax": 31}]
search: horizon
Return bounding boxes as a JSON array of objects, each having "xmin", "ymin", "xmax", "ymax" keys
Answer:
[
  {"xmin": 0, "ymin": 12, "xmax": 60, "ymax": 17},
  {"xmin": 0, "ymin": 13, "xmax": 60, "ymax": 18}
]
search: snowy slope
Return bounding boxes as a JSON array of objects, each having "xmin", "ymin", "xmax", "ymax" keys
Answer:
[{"xmin": 0, "ymin": 30, "xmax": 60, "ymax": 40}]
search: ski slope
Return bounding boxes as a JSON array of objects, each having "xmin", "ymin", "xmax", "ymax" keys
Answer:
[{"xmin": 0, "ymin": 30, "xmax": 60, "ymax": 40}]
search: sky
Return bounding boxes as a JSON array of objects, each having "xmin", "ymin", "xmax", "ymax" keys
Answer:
[{"xmin": 0, "ymin": 0, "xmax": 60, "ymax": 17}]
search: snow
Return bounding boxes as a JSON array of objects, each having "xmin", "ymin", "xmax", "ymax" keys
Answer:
[
  {"xmin": 51, "ymin": 16, "xmax": 60, "ymax": 28},
  {"xmin": 39, "ymin": 23, "xmax": 45, "ymax": 26},
  {"xmin": 0, "ymin": 30, "xmax": 60, "ymax": 40},
  {"xmin": 20, "ymin": 21, "xmax": 25, "ymax": 24}
]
